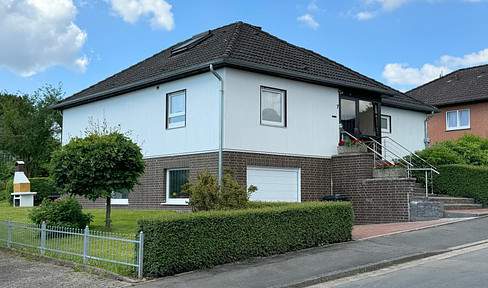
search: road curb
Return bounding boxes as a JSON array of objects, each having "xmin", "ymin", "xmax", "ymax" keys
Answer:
[
  {"xmin": 0, "ymin": 246, "xmax": 140, "ymax": 283},
  {"xmin": 277, "ymin": 251, "xmax": 448, "ymax": 288}
]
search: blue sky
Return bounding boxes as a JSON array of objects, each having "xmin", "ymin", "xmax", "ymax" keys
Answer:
[{"xmin": 1, "ymin": 0, "xmax": 487, "ymax": 98}]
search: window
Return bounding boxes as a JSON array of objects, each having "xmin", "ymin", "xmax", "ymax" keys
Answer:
[
  {"xmin": 111, "ymin": 189, "xmax": 129, "ymax": 205},
  {"xmin": 167, "ymin": 90, "xmax": 186, "ymax": 129},
  {"xmin": 261, "ymin": 87, "xmax": 286, "ymax": 127},
  {"xmin": 446, "ymin": 109, "xmax": 470, "ymax": 130},
  {"xmin": 166, "ymin": 169, "xmax": 190, "ymax": 204},
  {"xmin": 381, "ymin": 115, "xmax": 391, "ymax": 133}
]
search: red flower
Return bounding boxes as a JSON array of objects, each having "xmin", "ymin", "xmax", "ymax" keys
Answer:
[
  {"xmin": 338, "ymin": 141, "xmax": 345, "ymax": 146},
  {"xmin": 352, "ymin": 140, "xmax": 356, "ymax": 143}
]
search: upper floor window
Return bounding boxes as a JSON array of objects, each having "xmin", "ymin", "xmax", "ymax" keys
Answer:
[
  {"xmin": 446, "ymin": 109, "xmax": 469, "ymax": 130},
  {"xmin": 261, "ymin": 87, "xmax": 286, "ymax": 127},
  {"xmin": 167, "ymin": 90, "xmax": 186, "ymax": 129}
]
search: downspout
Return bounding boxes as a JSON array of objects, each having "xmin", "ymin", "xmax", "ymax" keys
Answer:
[
  {"xmin": 424, "ymin": 111, "xmax": 434, "ymax": 149},
  {"xmin": 210, "ymin": 64, "xmax": 223, "ymax": 186}
]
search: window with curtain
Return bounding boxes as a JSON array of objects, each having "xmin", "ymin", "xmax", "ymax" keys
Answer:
[
  {"xmin": 261, "ymin": 87, "xmax": 286, "ymax": 127},
  {"xmin": 446, "ymin": 109, "xmax": 470, "ymax": 130}
]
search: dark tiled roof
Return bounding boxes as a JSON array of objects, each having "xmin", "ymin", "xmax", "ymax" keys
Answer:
[
  {"xmin": 407, "ymin": 64, "xmax": 488, "ymax": 106},
  {"xmin": 54, "ymin": 21, "xmax": 434, "ymax": 112}
]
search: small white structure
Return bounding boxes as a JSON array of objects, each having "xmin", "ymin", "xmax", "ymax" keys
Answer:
[{"xmin": 11, "ymin": 161, "xmax": 36, "ymax": 207}]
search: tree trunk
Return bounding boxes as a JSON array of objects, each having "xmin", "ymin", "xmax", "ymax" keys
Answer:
[{"xmin": 105, "ymin": 196, "xmax": 111, "ymax": 231}]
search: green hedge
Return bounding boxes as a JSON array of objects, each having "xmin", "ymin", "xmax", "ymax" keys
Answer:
[
  {"xmin": 435, "ymin": 165, "xmax": 488, "ymax": 206},
  {"xmin": 138, "ymin": 201, "xmax": 353, "ymax": 277},
  {"xmin": 5, "ymin": 177, "xmax": 59, "ymax": 205}
]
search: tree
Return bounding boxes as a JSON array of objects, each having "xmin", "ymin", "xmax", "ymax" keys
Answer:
[
  {"xmin": 50, "ymin": 126, "xmax": 146, "ymax": 230},
  {"xmin": 0, "ymin": 84, "xmax": 63, "ymax": 177}
]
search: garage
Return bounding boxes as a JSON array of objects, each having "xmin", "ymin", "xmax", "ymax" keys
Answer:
[{"xmin": 246, "ymin": 167, "xmax": 301, "ymax": 202}]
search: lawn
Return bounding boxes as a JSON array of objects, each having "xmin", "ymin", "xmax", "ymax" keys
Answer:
[{"xmin": 0, "ymin": 200, "xmax": 177, "ymax": 234}]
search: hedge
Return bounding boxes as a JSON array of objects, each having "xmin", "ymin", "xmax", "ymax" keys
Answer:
[
  {"xmin": 435, "ymin": 164, "xmax": 488, "ymax": 206},
  {"xmin": 6, "ymin": 177, "xmax": 59, "ymax": 205},
  {"xmin": 138, "ymin": 201, "xmax": 353, "ymax": 277}
]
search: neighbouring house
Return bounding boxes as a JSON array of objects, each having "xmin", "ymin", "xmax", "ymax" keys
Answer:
[
  {"xmin": 53, "ymin": 22, "xmax": 435, "ymax": 222},
  {"xmin": 407, "ymin": 64, "xmax": 488, "ymax": 146}
]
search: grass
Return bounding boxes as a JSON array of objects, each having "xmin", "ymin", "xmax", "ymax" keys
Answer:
[{"xmin": 0, "ymin": 199, "xmax": 178, "ymax": 234}]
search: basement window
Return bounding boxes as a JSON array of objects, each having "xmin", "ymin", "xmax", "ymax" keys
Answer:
[{"xmin": 166, "ymin": 169, "xmax": 189, "ymax": 205}]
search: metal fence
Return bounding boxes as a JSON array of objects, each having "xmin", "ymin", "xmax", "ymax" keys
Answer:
[{"xmin": 0, "ymin": 218, "xmax": 144, "ymax": 278}]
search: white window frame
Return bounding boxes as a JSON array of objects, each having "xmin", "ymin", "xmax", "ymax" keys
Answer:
[
  {"xmin": 260, "ymin": 86, "xmax": 286, "ymax": 127},
  {"xmin": 446, "ymin": 109, "xmax": 470, "ymax": 131},
  {"xmin": 167, "ymin": 90, "xmax": 186, "ymax": 129},
  {"xmin": 381, "ymin": 115, "xmax": 391, "ymax": 133},
  {"xmin": 111, "ymin": 189, "xmax": 129, "ymax": 205},
  {"xmin": 165, "ymin": 168, "xmax": 190, "ymax": 205}
]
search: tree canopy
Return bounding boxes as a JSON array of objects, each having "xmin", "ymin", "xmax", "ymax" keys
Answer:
[
  {"xmin": 0, "ymin": 84, "xmax": 63, "ymax": 177},
  {"xmin": 50, "ymin": 127, "xmax": 146, "ymax": 230}
]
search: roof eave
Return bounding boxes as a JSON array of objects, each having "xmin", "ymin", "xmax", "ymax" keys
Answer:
[
  {"xmin": 382, "ymin": 98, "xmax": 439, "ymax": 113},
  {"xmin": 54, "ymin": 59, "xmax": 401, "ymax": 110}
]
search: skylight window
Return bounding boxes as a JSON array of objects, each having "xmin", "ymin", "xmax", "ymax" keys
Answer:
[{"xmin": 171, "ymin": 31, "xmax": 211, "ymax": 54}]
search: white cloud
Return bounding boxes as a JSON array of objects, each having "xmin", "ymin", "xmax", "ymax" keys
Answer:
[
  {"xmin": 355, "ymin": 11, "xmax": 376, "ymax": 20},
  {"xmin": 307, "ymin": 0, "xmax": 319, "ymax": 11},
  {"xmin": 382, "ymin": 48, "xmax": 488, "ymax": 85},
  {"xmin": 297, "ymin": 14, "xmax": 319, "ymax": 29},
  {"xmin": 0, "ymin": 0, "xmax": 87, "ymax": 77},
  {"xmin": 106, "ymin": 0, "xmax": 174, "ymax": 30}
]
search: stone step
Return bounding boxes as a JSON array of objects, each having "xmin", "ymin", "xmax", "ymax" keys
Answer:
[
  {"xmin": 428, "ymin": 196, "xmax": 475, "ymax": 205},
  {"xmin": 443, "ymin": 203, "xmax": 483, "ymax": 210}
]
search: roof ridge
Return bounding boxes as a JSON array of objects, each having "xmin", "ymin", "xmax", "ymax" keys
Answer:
[
  {"xmin": 407, "ymin": 63, "xmax": 488, "ymax": 94},
  {"xmin": 242, "ymin": 22, "xmax": 396, "ymax": 94},
  {"xmin": 222, "ymin": 21, "xmax": 243, "ymax": 58}
]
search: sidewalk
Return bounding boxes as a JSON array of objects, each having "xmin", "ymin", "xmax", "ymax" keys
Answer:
[{"xmin": 135, "ymin": 217, "xmax": 488, "ymax": 288}]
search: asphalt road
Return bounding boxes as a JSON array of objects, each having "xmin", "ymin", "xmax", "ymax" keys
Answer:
[{"xmin": 311, "ymin": 242, "xmax": 488, "ymax": 288}]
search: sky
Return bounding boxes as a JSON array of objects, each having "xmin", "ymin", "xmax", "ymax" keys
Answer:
[{"xmin": 1, "ymin": 0, "xmax": 488, "ymax": 98}]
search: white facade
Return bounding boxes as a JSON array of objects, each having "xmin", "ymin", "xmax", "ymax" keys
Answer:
[
  {"xmin": 62, "ymin": 67, "xmax": 426, "ymax": 160},
  {"xmin": 381, "ymin": 106, "xmax": 426, "ymax": 158},
  {"xmin": 224, "ymin": 68, "xmax": 340, "ymax": 158},
  {"xmin": 62, "ymin": 72, "xmax": 221, "ymax": 158}
]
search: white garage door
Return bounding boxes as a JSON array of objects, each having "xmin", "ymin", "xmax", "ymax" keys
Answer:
[{"xmin": 247, "ymin": 167, "xmax": 300, "ymax": 202}]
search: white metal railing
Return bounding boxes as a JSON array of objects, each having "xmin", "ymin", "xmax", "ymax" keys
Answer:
[
  {"xmin": 0, "ymin": 218, "xmax": 144, "ymax": 278},
  {"xmin": 340, "ymin": 130, "xmax": 439, "ymax": 196}
]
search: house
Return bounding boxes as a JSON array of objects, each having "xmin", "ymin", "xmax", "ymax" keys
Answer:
[
  {"xmin": 407, "ymin": 64, "xmax": 488, "ymax": 146},
  {"xmin": 53, "ymin": 22, "xmax": 435, "ymax": 219}
]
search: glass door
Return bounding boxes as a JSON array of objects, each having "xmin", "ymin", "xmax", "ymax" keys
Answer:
[{"xmin": 340, "ymin": 96, "xmax": 381, "ymax": 141}]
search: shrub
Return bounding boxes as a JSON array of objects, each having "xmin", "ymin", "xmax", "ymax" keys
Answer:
[
  {"xmin": 28, "ymin": 197, "xmax": 93, "ymax": 229},
  {"xmin": 30, "ymin": 178, "xmax": 59, "ymax": 206},
  {"xmin": 434, "ymin": 164, "xmax": 488, "ymax": 206},
  {"xmin": 138, "ymin": 201, "xmax": 353, "ymax": 277},
  {"xmin": 182, "ymin": 168, "xmax": 257, "ymax": 211}
]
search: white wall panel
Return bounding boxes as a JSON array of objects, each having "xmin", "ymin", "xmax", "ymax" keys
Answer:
[
  {"xmin": 62, "ymin": 72, "xmax": 221, "ymax": 157},
  {"xmin": 224, "ymin": 68, "xmax": 340, "ymax": 157}
]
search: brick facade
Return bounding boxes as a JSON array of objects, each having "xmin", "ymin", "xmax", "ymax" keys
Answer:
[
  {"xmin": 79, "ymin": 151, "xmax": 331, "ymax": 209},
  {"xmin": 79, "ymin": 150, "xmax": 415, "ymax": 224},
  {"xmin": 331, "ymin": 153, "xmax": 414, "ymax": 224},
  {"xmin": 428, "ymin": 101, "xmax": 488, "ymax": 145}
]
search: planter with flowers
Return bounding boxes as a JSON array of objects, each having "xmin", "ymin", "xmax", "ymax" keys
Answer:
[
  {"xmin": 337, "ymin": 139, "xmax": 368, "ymax": 154},
  {"xmin": 373, "ymin": 162, "xmax": 408, "ymax": 178}
]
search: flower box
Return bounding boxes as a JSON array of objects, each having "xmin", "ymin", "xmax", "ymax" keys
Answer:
[
  {"xmin": 373, "ymin": 168, "xmax": 408, "ymax": 178},
  {"xmin": 337, "ymin": 145, "xmax": 368, "ymax": 155}
]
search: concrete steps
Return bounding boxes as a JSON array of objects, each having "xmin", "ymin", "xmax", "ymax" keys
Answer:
[{"xmin": 412, "ymin": 182, "xmax": 483, "ymax": 211}]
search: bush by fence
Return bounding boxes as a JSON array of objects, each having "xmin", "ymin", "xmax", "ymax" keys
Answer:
[
  {"xmin": 138, "ymin": 201, "xmax": 353, "ymax": 277},
  {"xmin": 435, "ymin": 164, "xmax": 488, "ymax": 206}
]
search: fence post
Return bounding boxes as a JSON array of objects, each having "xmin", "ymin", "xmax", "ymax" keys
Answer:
[
  {"xmin": 138, "ymin": 231, "xmax": 144, "ymax": 279},
  {"xmin": 40, "ymin": 222, "xmax": 46, "ymax": 256},
  {"xmin": 83, "ymin": 226, "xmax": 89, "ymax": 264},
  {"xmin": 7, "ymin": 218, "xmax": 12, "ymax": 248}
]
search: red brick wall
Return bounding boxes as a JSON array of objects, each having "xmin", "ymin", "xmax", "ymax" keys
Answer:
[{"xmin": 428, "ymin": 102, "xmax": 488, "ymax": 145}]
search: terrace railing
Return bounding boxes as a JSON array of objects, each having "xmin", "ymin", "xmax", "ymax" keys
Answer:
[{"xmin": 0, "ymin": 218, "xmax": 144, "ymax": 278}]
